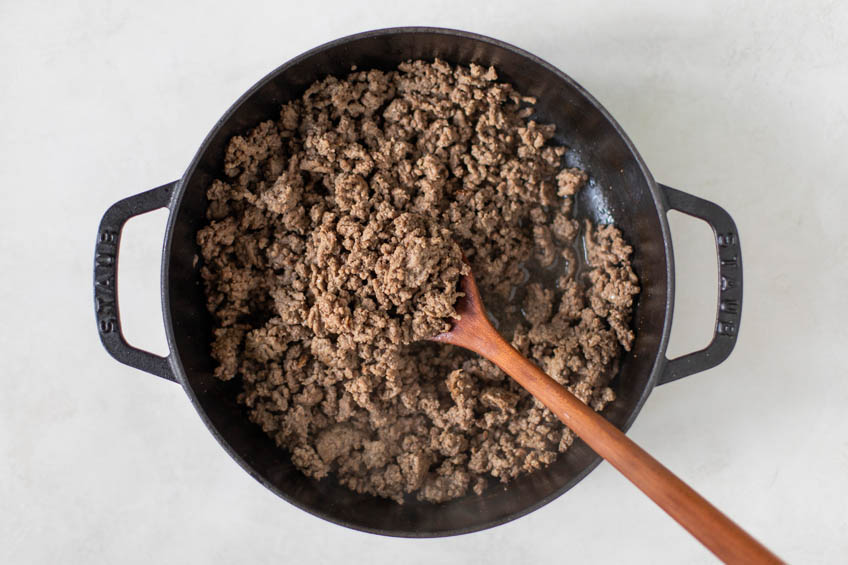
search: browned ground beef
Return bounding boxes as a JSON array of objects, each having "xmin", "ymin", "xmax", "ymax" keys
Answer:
[{"xmin": 197, "ymin": 59, "xmax": 640, "ymax": 503}]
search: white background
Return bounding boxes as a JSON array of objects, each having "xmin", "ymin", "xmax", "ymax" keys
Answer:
[{"xmin": 2, "ymin": 1, "xmax": 846, "ymax": 563}]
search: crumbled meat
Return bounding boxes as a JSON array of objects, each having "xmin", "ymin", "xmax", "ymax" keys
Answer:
[{"xmin": 198, "ymin": 59, "xmax": 639, "ymax": 504}]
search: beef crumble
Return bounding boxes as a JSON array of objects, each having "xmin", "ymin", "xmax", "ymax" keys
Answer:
[{"xmin": 197, "ymin": 59, "xmax": 640, "ymax": 503}]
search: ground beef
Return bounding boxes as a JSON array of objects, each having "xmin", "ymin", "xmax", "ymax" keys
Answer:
[{"xmin": 197, "ymin": 59, "xmax": 640, "ymax": 503}]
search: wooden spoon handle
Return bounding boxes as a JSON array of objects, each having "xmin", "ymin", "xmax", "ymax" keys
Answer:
[{"xmin": 471, "ymin": 330, "xmax": 781, "ymax": 564}]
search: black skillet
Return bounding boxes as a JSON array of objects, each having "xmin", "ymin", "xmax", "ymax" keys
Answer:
[{"xmin": 93, "ymin": 27, "xmax": 743, "ymax": 537}]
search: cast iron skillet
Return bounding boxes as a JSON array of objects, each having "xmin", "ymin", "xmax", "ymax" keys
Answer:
[{"xmin": 93, "ymin": 27, "xmax": 743, "ymax": 537}]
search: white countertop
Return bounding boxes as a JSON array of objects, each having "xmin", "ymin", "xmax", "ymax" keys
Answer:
[{"xmin": 2, "ymin": 1, "xmax": 847, "ymax": 563}]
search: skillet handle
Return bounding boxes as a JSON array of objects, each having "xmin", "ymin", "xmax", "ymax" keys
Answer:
[
  {"xmin": 94, "ymin": 182, "xmax": 178, "ymax": 382},
  {"xmin": 658, "ymin": 184, "xmax": 743, "ymax": 385}
]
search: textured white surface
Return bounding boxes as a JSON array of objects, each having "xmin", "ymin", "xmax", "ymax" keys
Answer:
[{"xmin": 2, "ymin": 1, "xmax": 847, "ymax": 563}]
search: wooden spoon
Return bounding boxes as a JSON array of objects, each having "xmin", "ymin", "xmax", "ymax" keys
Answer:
[{"xmin": 431, "ymin": 270, "xmax": 781, "ymax": 564}]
